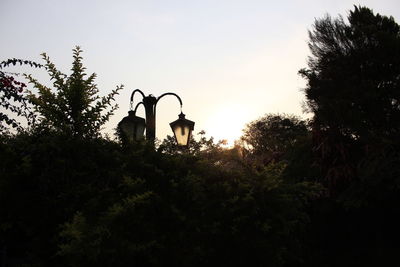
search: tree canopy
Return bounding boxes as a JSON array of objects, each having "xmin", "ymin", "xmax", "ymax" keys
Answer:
[
  {"xmin": 240, "ymin": 114, "xmax": 309, "ymax": 163},
  {"xmin": 300, "ymin": 6, "xmax": 400, "ymax": 144},
  {"xmin": 299, "ymin": 6, "xmax": 400, "ymax": 267},
  {"xmin": 25, "ymin": 46, "xmax": 123, "ymax": 138}
]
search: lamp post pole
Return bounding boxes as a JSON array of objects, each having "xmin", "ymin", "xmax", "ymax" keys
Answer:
[
  {"xmin": 129, "ymin": 89, "xmax": 185, "ymax": 143},
  {"xmin": 142, "ymin": 94, "xmax": 157, "ymax": 140}
]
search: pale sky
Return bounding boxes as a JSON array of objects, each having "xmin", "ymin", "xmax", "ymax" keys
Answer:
[{"xmin": 1, "ymin": 0, "xmax": 399, "ymax": 144}]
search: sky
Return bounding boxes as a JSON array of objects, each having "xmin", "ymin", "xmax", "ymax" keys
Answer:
[{"xmin": 1, "ymin": 0, "xmax": 399, "ymax": 145}]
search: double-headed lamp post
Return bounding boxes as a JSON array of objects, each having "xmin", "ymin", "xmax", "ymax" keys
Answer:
[{"xmin": 118, "ymin": 89, "xmax": 195, "ymax": 147}]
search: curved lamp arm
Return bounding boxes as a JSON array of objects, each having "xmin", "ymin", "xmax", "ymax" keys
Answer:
[
  {"xmin": 130, "ymin": 89, "xmax": 146, "ymax": 110},
  {"xmin": 155, "ymin": 92, "xmax": 183, "ymax": 111},
  {"xmin": 133, "ymin": 102, "xmax": 144, "ymax": 114}
]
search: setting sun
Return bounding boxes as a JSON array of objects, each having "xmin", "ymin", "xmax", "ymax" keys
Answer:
[{"xmin": 204, "ymin": 103, "xmax": 253, "ymax": 146}]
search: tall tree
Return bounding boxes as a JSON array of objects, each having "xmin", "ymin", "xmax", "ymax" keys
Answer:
[
  {"xmin": 299, "ymin": 6, "xmax": 400, "ymax": 191},
  {"xmin": 299, "ymin": 7, "xmax": 400, "ymax": 266},
  {"xmin": 25, "ymin": 46, "xmax": 123, "ymax": 138},
  {"xmin": 300, "ymin": 6, "xmax": 400, "ymax": 143}
]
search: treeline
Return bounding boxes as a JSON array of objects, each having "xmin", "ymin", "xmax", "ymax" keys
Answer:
[{"xmin": 1, "ymin": 6, "xmax": 400, "ymax": 267}]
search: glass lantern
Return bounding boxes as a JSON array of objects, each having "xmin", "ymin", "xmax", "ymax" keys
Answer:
[
  {"xmin": 118, "ymin": 110, "xmax": 146, "ymax": 142},
  {"xmin": 169, "ymin": 112, "xmax": 195, "ymax": 147}
]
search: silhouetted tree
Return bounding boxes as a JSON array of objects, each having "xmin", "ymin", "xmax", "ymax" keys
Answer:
[
  {"xmin": 240, "ymin": 114, "xmax": 308, "ymax": 164},
  {"xmin": 239, "ymin": 114, "xmax": 321, "ymax": 184},
  {"xmin": 299, "ymin": 6, "xmax": 400, "ymax": 192},
  {"xmin": 25, "ymin": 46, "xmax": 123, "ymax": 138},
  {"xmin": 300, "ymin": 6, "xmax": 400, "ymax": 140},
  {"xmin": 299, "ymin": 6, "xmax": 400, "ymax": 267}
]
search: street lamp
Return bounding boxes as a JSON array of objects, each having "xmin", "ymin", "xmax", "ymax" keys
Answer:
[
  {"xmin": 118, "ymin": 110, "xmax": 145, "ymax": 142},
  {"xmin": 170, "ymin": 112, "xmax": 195, "ymax": 147},
  {"xmin": 118, "ymin": 89, "xmax": 195, "ymax": 147}
]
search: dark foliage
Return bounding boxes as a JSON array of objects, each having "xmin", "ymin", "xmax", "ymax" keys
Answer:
[
  {"xmin": 24, "ymin": 46, "xmax": 123, "ymax": 138},
  {"xmin": 0, "ymin": 131, "xmax": 124, "ymax": 266},
  {"xmin": 299, "ymin": 6, "xmax": 400, "ymax": 191},
  {"xmin": 299, "ymin": 6, "xmax": 400, "ymax": 267},
  {"xmin": 0, "ymin": 59, "xmax": 41, "ymax": 132},
  {"xmin": 61, "ymin": 151, "xmax": 317, "ymax": 267},
  {"xmin": 0, "ymin": 130, "xmax": 318, "ymax": 267},
  {"xmin": 239, "ymin": 114, "xmax": 321, "ymax": 185},
  {"xmin": 240, "ymin": 114, "xmax": 309, "ymax": 167}
]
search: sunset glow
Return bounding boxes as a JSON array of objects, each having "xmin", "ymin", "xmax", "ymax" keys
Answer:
[{"xmin": 204, "ymin": 104, "xmax": 252, "ymax": 146}]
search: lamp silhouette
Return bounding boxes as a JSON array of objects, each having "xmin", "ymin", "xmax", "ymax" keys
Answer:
[{"xmin": 118, "ymin": 89, "xmax": 195, "ymax": 147}]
